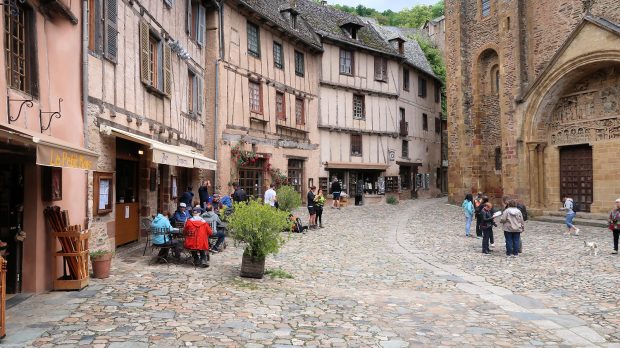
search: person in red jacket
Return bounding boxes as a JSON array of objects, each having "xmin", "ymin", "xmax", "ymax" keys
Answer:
[
  {"xmin": 608, "ymin": 198, "xmax": 620, "ymax": 255},
  {"xmin": 184, "ymin": 207, "xmax": 212, "ymax": 267}
]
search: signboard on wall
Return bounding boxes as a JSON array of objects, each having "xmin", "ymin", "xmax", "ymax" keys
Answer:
[{"xmin": 388, "ymin": 150, "xmax": 396, "ymax": 161}]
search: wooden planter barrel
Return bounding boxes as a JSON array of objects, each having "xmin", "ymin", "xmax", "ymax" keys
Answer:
[{"xmin": 240, "ymin": 254, "xmax": 265, "ymax": 279}]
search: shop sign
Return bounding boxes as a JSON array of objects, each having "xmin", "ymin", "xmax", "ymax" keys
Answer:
[
  {"xmin": 152, "ymin": 149, "xmax": 194, "ymax": 168},
  {"xmin": 194, "ymin": 158, "xmax": 217, "ymax": 171},
  {"xmin": 37, "ymin": 146, "xmax": 96, "ymax": 170}
]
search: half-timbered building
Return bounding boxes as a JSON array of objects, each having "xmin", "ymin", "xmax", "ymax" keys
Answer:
[{"xmin": 86, "ymin": 0, "xmax": 216, "ymax": 249}]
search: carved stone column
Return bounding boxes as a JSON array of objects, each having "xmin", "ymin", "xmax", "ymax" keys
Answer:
[
  {"xmin": 536, "ymin": 143, "xmax": 547, "ymax": 207},
  {"xmin": 527, "ymin": 143, "xmax": 539, "ymax": 208}
]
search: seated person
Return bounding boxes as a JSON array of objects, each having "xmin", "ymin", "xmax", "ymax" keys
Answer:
[
  {"xmin": 289, "ymin": 214, "xmax": 308, "ymax": 233},
  {"xmin": 150, "ymin": 213, "xmax": 181, "ymax": 261},
  {"xmin": 220, "ymin": 194, "xmax": 233, "ymax": 209},
  {"xmin": 171, "ymin": 203, "xmax": 190, "ymax": 226},
  {"xmin": 183, "ymin": 207, "xmax": 211, "ymax": 268},
  {"xmin": 201, "ymin": 204, "xmax": 226, "ymax": 253}
]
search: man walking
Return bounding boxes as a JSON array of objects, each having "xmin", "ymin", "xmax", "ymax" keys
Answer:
[
  {"xmin": 331, "ymin": 177, "xmax": 341, "ymax": 210},
  {"xmin": 232, "ymin": 182, "xmax": 248, "ymax": 203}
]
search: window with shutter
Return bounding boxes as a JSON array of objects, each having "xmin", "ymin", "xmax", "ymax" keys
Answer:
[
  {"xmin": 374, "ymin": 56, "xmax": 387, "ymax": 82},
  {"xmin": 4, "ymin": 3, "xmax": 38, "ymax": 97},
  {"xmin": 422, "ymin": 113, "xmax": 428, "ymax": 131},
  {"xmin": 435, "ymin": 117, "xmax": 441, "ymax": 134},
  {"xmin": 196, "ymin": 5, "xmax": 206, "ymax": 46},
  {"xmin": 139, "ymin": 21, "xmax": 151, "ymax": 85},
  {"xmin": 197, "ymin": 76, "xmax": 203, "ymax": 115},
  {"xmin": 186, "ymin": 0, "xmax": 191, "ymax": 33},
  {"xmin": 88, "ymin": 0, "xmax": 103, "ymax": 54},
  {"xmin": 163, "ymin": 0, "xmax": 173, "ymax": 7},
  {"xmin": 163, "ymin": 42, "xmax": 172, "ymax": 96},
  {"xmin": 188, "ymin": 70, "xmax": 195, "ymax": 114},
  {"xmin": 403, "ymin": 68, "xmax": 410, "ymax": 91},
  {"xmin": 103, "ymin": 0, "xmax": 118, "ymax": 63}
]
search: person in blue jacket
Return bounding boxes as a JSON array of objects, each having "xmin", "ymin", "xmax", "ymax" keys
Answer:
[
  {"xmin": 462, "ymin": 193, "xmax": 475, "ymax": 237},
  {"xmin": 150, "ymin": 213, "xmax": 181, "ymax": 261},
  {"xmin": 171, "ymin": 203, "xmax": 190, "ymax": 226}
]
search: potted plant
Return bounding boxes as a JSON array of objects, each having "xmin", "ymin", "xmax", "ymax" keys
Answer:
[
  {"xmin": 276, "ymin": 185, "xmax": 302, "ymax": 212},
  {"xmin": 90, "ymin": 249, "xmax": 113, "ymax": 279},
  {"xmin": 228, "ymin": 199, "xmax": 290, "ymax": 278}
]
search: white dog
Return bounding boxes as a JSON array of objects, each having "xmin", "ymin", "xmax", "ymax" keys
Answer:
[{"xmin": 584, "ymin": 241, "xmax": 599, "ymax": 256}]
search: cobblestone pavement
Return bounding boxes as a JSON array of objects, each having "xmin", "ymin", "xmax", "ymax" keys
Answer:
[{"xmin": 12, "ymin": 198, "xmax": 620, "ymax": 347}]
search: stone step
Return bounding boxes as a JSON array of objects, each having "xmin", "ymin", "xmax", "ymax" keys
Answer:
[{"xmin": 531, "ymin": 215, "xmax": 608, "ymax": 228}]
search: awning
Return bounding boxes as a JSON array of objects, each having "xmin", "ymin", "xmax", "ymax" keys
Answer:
[
  {"xmin": 0, "ymin": 123, "xmax": 98, "ymax": 170},
  {"xmin": 324, "ymin": 162, "xmax": 390, "ymax": 170},
  {"xmin": 101, "ymin": 125, "xmax": 216, "ymax": 170}
]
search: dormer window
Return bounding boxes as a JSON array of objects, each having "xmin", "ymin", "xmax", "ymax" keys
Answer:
[
  {"xmin": 340, "ymin": 22, "xmax": 363, "ymax": 40},
  {"xmin": 280, "ymin": 8, "xmax": 299, "ymax": 30},
  {"xmin": 389, "ymin": 37, "xmax": 405, "ymax": 55}
]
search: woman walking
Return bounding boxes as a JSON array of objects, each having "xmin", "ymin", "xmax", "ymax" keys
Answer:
[
  {"xmin": 462, "ymin": 194, "xmax": 475, "ymax": 237},
  {"xmin": 500, "ymin": 200, "xmax": 525, "ymax": 257},
  {"xmin": 315, "ymin": 188, "xmax": 326, "ymax": 228},
  {"xmin": 561, "ymin": 196, "xmax": 580, "ymax": 235},
  {"xmin": 608, "ymin": 198, "xmax": 620, "ymax": 255}
]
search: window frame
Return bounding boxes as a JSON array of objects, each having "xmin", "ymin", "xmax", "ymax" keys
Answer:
[
  {"xmin": 273, "ymin": 41, "xmax": 284, "ymax": 70},
  {"xmin": 249, "ymin": 80, "xmax": 263, "ymax": 114},
  {"xmin": 350, "ymin": 134, "xmax": 362, "ymax": 157},
  {"xmin": 148, "ymin": 33, "xmax": 164, "ymax": 91},
  {"xmin": 402, "ymin": 140, "xmax": 409, "ymax": 158},
  {"xmin": 403, "ymin": 67, "xmax": 410, "ymax": 91},
  {"xmin": 422, "ymin": 113, "xmax": 428, "ymax": 131},
  {"xmin": 374, "ymin": 56, "xmax": 388, "ymax": 82},
  {"xmin": 352, "ymin": 94, "xmax": 365, "ymax": 120},
  {"xmin": 295, "ymin": 97, "xmax": 305, "ymax": 125},
  {"xmin": 418, "ymin": 76, "xmax": 427, "ymax": 98},
  {"xmin": 189, "ymin": 1, "xmax": 206, "ymax": 46},
  {"xmin": 434, "ymin": 81, "xmax": 441, "ymax": 103},
  {"xmin": 4, "ymin": 4, "xmax": 38, "ymax": 97},
  {"xmin": 276, "ymin": 91, "xmax": 286, "ymax": 120},
  {"xmin": 481, "ymin": 0, "xmax": 491, "ymax": 17},
  {"xmin": 94, "ymin": 172, "xmax": 114, "ymax": 216},
  {"xmin": 435, "ymin": 117, "xmax": 441, "ymax": 134},
  {"xmin": 247, "ymin": 21, "xmax": 261, "ymax": 58},
  {"xmin": 294, "ymin": 50, "xmax": 305, "ymax": 77},
  {"xmin": 339, "ymin": 48, "xmax": 353, "ymax": 75}
]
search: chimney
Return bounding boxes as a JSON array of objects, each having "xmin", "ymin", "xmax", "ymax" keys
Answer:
[{"xmin": 320, "ymin": 0, "xmax": 327, "ymax": 5}]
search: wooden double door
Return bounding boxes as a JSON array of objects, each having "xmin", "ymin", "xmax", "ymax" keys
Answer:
[{"xmin": 560, "ymin": 145, "xmax": 593, "ymax": 212}]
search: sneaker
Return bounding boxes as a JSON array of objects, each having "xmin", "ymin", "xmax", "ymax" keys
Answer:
[
  {"xmin": 574, "ymin": 228, "xmax": 580, "ymax": 235},
  {"xmin": 490, "ymin": 243, "xmax": 495, "ymax": 248},
  {"xmin": 612, "ymin": 250, "xmax": 618, "ymax": 254},
  {"xmin": 319, "ymin": 224, "xmax": 324, "ymax": 228},
  {"xmin": 209, "ymin": 248, "xmax": 219, "ymax": 254}
]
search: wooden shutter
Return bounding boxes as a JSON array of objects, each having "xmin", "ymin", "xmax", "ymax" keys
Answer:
[
  {"xmin": 197, "ymin": 76, "xmax": 203, "ymax": 115},
  {"xmin": 197, "ymin": 5, "xmax": 206, "ymax": 46},
  {"xmin": 93, "ymin": 0, "xmax": 104, "ymax": 53},
  {"xmin": 186, "ymin": 0, "xmax": 191, "ymax": 34},
  {"xmin": 139, "ymin": 20, "xmax": 150, "ymax": 85},
  {"xmin": 163, "ymin": 42, "xmax": 172, "ymax": 96},
  {"xmin": 103, "ymin": 0, "xmax": 118, "ymax": 62}
]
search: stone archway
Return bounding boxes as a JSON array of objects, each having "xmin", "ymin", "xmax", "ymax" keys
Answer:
[{"xmin": 522, "ymin": 57, "xmax": 620, "ymax": 213}]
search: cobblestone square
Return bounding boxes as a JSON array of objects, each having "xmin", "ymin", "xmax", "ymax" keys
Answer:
[{"xmin": 7, "ymin": 198, "xmax": 620, "ymax": 347}]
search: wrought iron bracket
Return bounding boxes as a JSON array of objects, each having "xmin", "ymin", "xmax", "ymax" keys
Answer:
[
  {"xmin": 7, "ymin": 96, "xmax": 34, "ymax": 124},
  {"xmin": 39, "ymin": 98, "xmax": 63, "ymax": 132}
]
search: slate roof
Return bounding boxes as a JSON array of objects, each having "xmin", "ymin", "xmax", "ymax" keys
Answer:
[
  {"xmin": 364, "ymin": 19, "xmax": 438, "ymax": 80},
  {"xmin": 293, "ymin": 0, "xmax": 401, "ymax": 58},
  {"xmin": 234, "ymin": 0, "xmax": 323, "ymax": 51}
]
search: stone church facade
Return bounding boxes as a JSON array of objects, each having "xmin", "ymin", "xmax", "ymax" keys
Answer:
[{"xmin": 446, "ymin": 0, "xmax": 620, "ymax": 215}]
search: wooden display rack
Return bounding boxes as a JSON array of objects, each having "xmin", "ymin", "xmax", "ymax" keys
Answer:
[{"xmin": 53, "ymin": 228, "xmax": 90, "ymax": 291}]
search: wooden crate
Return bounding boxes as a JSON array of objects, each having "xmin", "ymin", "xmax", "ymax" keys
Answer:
[{"xmin": 53, "ymin": 229, "xmax": 90, "ymax": 291}]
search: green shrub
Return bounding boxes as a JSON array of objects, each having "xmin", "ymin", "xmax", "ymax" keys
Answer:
[
  {"xmin": 386, "ymin": 195, "xmax": 398, "ymax": 205},
  {"xmin": 228, "ymin": 199, "xmax": 291, "ymax": 262},
  {"xmin": 265, "ymin": 268, "xmax": 294, "ymax": 279},
  {"xmin": 276, "ymin": 185, "xmax": 302, "ymax": 212}
]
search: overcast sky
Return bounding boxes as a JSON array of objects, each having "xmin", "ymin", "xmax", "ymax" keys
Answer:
[{"xmin": 327, "ymin": 0, "xmax": 437, "ymax": 12}]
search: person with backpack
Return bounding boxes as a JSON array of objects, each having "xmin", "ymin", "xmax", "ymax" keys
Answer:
[
  {"xmin": 474, "ymin": 193, "xmax": 485, "ymax": 238},
  {"xmin": 232, "ymin": 182, "xmax": 248, "ymax": 203},
  {"xmin": 560, "ymin": 196, "xmax": 580, "ymax": 235},
  {"xmin": 608, "ymin": 198, "xmax": 620, "ymax": 255},
  {"xmin": 462, "ymin": 194, "xmax": 475, "ymax": 237},
  {"xmin": 500, "ymin": 200, "xmax": 525, "ymax": 257}
]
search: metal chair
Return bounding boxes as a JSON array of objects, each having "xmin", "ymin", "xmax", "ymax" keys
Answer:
[
  {"xmin": 141, "ymin": 217, "xmax": 153, "ymax": 256},
  {"xmin": 149, "ymin": 227, "xmax": 173, "ymax": 264}
]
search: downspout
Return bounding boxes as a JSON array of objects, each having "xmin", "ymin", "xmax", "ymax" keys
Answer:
[
  {"xmin": 82, "ymin": 0, "xmax": 89, "ymax": 148},
  {"xmin": 211, "ymin": 0, "xmax": 224, "ymax": 190}
]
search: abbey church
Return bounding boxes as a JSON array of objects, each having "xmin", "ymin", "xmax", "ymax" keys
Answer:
[{"xmin": 446, "ymin": 0, "xmax": 620, "ymax": 214}]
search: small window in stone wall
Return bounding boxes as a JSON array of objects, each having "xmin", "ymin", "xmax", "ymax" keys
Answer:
[
  {"xmin": 495, "ymin": 147, "xmax": 502, "ymax": 171},
  {"xmin": 481, "ymin": 0, "xmax": 491, "ymax": 17}
]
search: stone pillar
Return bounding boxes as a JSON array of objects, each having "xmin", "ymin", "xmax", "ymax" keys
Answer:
[
  {"xmin": 527, "ymin": 143, "xmax": 539, "ymax": 207},
  {"xmin": 537, "ymin": 143, "xmax": 547, "ymax": 207}
]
